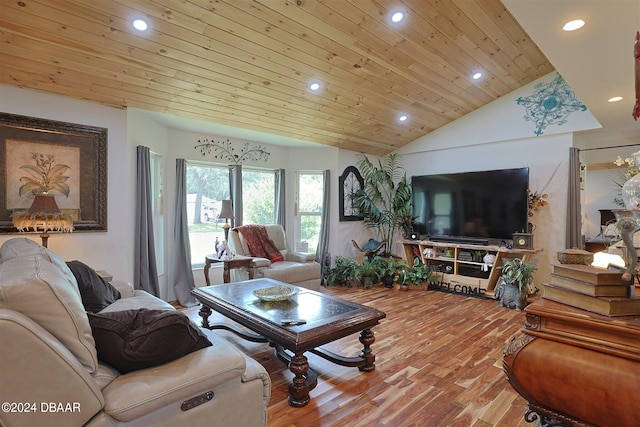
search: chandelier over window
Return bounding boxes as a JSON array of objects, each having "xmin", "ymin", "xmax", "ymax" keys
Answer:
[{"xmin": 194, "ymin": 138, "xmax": 270, "ymax": 164}]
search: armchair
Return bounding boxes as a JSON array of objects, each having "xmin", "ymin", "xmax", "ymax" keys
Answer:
[{"xmin": 228, "ymin": 224, "xmax": 322, "ymax": 290}]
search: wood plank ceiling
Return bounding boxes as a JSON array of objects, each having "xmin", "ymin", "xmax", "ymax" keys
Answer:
[{"xmin": 0, "ymin": 0, "xmax": 554, "ymax": 155}]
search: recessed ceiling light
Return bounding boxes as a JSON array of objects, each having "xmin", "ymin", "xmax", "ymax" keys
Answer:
[
  {"xmin": 308, "ymin": 82, "xmax": 321, "ymax": 92},
  {"xmin": 608, "ymin": 96, "xmax": 623, "ymax": 103},
  {"xmin": 472, "ymin": 72, "xmax": 482, "ymax": 80},
  {"xmin": 399, "ymin": 114, "xmax": 408, "ymax": 122},
  {"xmin": 563, "ymin": 19, "xmax": 585, "ymax": 31},
  {"xmin": 391, "ymin": 12, "xmax": 404, "ymax": 23},
  {"xmin": 132, "ymin": 19, "xmax": 148, "ymax": 31}
]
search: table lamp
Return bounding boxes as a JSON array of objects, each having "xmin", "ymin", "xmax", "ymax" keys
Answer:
[
  {"xmin": 219, "ymin": 199, "xmax": 234, "ymax": 241},
  {"xmin": 11, "ymin": 193, "xmax": 74, "ymax": 247}
]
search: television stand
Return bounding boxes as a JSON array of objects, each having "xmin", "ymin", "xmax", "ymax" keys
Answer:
[{"xmin": 400, "ymin": 239, "xmax": 542, "ymax": 298}]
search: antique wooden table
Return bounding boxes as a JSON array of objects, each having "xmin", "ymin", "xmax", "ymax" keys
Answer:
[
  {"xmin": 503, "ymin": 298, "xmax": 640, "ymax": 426},
  {"xmin": 192, "ymin": 278, "xmax": 386, "ymax": 407},
  {"xmin": 204, "ymin": 254, "xmax": 254, "ymax": 284}
]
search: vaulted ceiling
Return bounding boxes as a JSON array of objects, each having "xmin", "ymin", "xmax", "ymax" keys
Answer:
[{"xmin": 0, "ymin": 0, "xmax": 555, "ymax": 155}]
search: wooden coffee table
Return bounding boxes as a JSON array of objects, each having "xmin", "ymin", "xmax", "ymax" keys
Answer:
[{"xmin": 192, "ymin": 278, "xmax": 386, "ymax": 407}]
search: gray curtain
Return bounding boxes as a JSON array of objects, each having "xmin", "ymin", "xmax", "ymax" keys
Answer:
[
  {"xmin": 566, "ymin": 147, "xmax": 582, "ymax": 248},
  {"xmin": 275, "ymin": 169, "xmax": 285, "ymax": 228},
  {"xmin": 316, "ymin": 170, "xmax": 330, "ymax": 276},
  {"xmin": 229, "ymin": 164, "xmax": 243, "ymax": 227},
  {"xmin": 134, "ymin": 146, "xmax": 160, "ymax": 296},
  {"xmin": 172, "ymin": 159, "xmax": 197, "ymax": 307}
]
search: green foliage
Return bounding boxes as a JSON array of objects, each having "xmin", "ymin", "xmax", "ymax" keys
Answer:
[
  {"xmin": 352, "ymin": 259, "xmax": 382, "ymax": 287},
  {"xmin": 373, "ymin": 256, "xmax": 406, "ymax": 279},
  {"xmin": 352, "ymin": 153, "xmax": 412, "ymax": 256},
  {"xmin": 242, "ymin": 169, "xmax": 275, "ymax": 224},
  {"xmin": 326, "ymin": 256, "xmax": 358, "ymax": 286},
  {"xmin": 499, "ymin": 258, "xmax": 538, "ymax": 291},
  {"xmin": 398, "ymin": 258, "xmax": 433, "ymax": 286}
]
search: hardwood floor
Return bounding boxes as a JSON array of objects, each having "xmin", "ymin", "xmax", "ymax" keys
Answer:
[{"xmin": 184, "ymin": 285, "xmax": 532, "ymax": 427}]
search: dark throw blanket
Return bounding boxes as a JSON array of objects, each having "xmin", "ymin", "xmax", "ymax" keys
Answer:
[{"xmin": 235, "ymin": 225, "xmax": 284, "ymax": 263}]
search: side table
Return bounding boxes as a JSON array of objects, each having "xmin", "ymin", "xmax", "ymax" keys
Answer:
[{"xmin": 204, "ymin": 254, "xmax": 254, "ymax": 284}]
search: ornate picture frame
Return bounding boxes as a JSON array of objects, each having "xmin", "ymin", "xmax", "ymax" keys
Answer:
[
  {"xmin": 339, "ymin": 165, "xmax": 364, "ymax": 222},
  {"xmin": 0, "ymin": 113, "xmax": 108, "ymax": 233}
]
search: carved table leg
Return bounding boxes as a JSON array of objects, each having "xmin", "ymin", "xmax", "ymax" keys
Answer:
[
  {"xmin": 358, "ymin": 328, "xmax": 376, "ymax": 372},
  {"xmin": 288, "ymin": 352, "xmax": 311, "ymax": 407},
  {"xmin": 198, "ymin": 305, "xmax": 212, "ymax": 329}
]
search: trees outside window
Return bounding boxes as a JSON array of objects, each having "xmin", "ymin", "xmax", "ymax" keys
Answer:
[
  {"xmin": 186, "ymin": 163, "xmax": 229, "ymax": 265},
  {"xmin": 296, "ymin": 172, "xmax": 324, "ymax": 254},
  {"xmin": 185, "ymin": 164, "xmax": 279, "ymax": 265},
  {"xmin": 242, "ymin": 169, "xmax": 275, "ymax": 225}
]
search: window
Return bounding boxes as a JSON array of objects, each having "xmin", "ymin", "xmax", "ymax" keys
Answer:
[
  {"xmin": 295, "ymin": 172, "xmax": 324, "ymax": 254},
  {"xmin": 186, "ymin": 163, "xmax": 230, "ymax": 265},
  {"xmin": 242, "ymin": 169, "xmax": 275, "ymax": 224}
]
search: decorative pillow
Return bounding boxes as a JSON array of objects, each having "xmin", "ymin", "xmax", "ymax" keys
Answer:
[
  {"xmin": 88, "ymin": 309, "xmax": 212, "ymax": 373},
  {"xmin": 66, "ymin": 260, "xmax": 121, "ymax": 313}
]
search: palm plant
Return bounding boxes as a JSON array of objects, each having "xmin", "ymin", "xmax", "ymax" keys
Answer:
[{"xmin": 352, "ymin": 153, "xmax": 412, "ymax": 257}]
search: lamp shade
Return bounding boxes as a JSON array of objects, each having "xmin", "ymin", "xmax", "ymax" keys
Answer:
[
  {"xmin": 219, "ymin": 200, "xmax": 234, "ymax": 219},
  {"xmin": 11, "ymin": 194, "xmax": 74, "ymax": 247}
]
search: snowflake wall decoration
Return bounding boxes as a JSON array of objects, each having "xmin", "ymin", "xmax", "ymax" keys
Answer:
[
  {"xmin": 516, "ymin": 73, "xmax": 586, "ymax": 136},
  {"xmin": 194, "ymin": 138, "xmax": 270, "ymax": 164}
]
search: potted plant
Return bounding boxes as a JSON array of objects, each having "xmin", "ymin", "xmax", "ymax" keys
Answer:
[
  {"xmin": 496, "ymin": 258, "xmax": 538, "ymax": 310},
  {"xmin": 397, "ymin": 258, "xmax": 433, "ymax": 290},
  {"xmin": 352, "ymin": 153, "xmax": 412, "ymax": 257},
  {"xmin": 352, "ymin": 259, "xmax": 382, "ymax": 288},
  {"xmin": 372, "ymin": 256, "xmax": 406, "ymax": 288},
  {"xmin": 326, "ymin": 256, "xmax": 357, "ymax": 286}
]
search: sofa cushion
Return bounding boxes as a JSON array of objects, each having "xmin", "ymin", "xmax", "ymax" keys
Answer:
[
  {"xmin": 0, "ymin": 255, "xmax": 98, "ymax": 374},
  {"xmin": 88, "ymin": 309, "xmax": 212, "ymax": 373},
  {"xmin": 66, "ymin": 260, "xmax": 121, "ymax": 313},
  {"xmin": 0, "ymin": 237, "xmax": 77, "ymax": 284},
  {"xmin": 261, "ymin": 260, "xmax": 321, "ymax": 284}
]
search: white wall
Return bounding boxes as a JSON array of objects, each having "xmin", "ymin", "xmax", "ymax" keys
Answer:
[
  {"xmin": 1, "ymin": 71, "xmax": 612, "ymax": 299},
  {"xmin": 0, "ymin": 85, "xmax": 133, "ymax": 281},
  {"xmin": 393, "ymin": 72, "xmax": 597, "ymax": 287}
]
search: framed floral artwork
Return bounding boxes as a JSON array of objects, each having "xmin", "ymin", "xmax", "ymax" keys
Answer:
[{"xmin": 0, "ymin": 113, "xmax": 107, "ymax": 233}]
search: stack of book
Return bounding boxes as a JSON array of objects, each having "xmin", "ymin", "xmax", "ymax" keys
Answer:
[{"xmin": 544, "ymin": 264, "xmax": 640, "ymax": 316}]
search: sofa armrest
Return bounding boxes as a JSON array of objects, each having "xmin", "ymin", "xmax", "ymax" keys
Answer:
[
  {"xmin": 110, "ymin": 279, "xmax": 135, "ymax": 298},
  {"xmin": 286, "ymin": 252, "xmax": 316, "ymax": 263},
  {"xmin": 101, "ymin": 337, "xmax": 249, "ymax": 422},
  {"xmin": 252, "ymin": 257, "xmax": 271, "ymax": 268},
  {"xmin": 0, "ymin": 309, "xmax": 104, "ymax": 426}
]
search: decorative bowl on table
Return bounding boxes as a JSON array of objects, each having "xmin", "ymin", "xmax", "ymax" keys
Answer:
[{"xmin": 253, "ymin": 285, "xmax": 298, "ymax": 302}]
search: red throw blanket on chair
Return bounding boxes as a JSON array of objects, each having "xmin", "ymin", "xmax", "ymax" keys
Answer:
[{"xmin": 235, "ymin": 225, "xmax": 284, "ymax": 263}]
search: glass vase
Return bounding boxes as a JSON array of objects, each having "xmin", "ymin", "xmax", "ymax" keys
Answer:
[{"xmin": 621, "ymin": 150, "xmax": 640, "ymax": 210}]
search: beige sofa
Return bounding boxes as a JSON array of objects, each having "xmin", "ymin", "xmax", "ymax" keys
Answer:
[
  {"xmin": 228, "ymin": 224, "xmax": 322, "ymax": 290},
  {"xmin": 0, "ymin": 237, "xmax": 270, "ymax": 427}
]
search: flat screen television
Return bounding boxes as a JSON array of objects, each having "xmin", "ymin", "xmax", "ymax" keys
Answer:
[{"xmin": 411, "ymin": 168, "xmax": 529, "ymax": 243}]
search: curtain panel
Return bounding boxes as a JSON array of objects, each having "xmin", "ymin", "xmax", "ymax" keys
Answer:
[
  {"xmin": 566, "ymin": 147, "xmax": 582, "ymax": 248},
  {"xmin": 275, "ymin": 169, "xmax": 285, "ymax": 228},
  {"xmin": 316, "ymin": 170, "xmax": 331, "ymax": 279},
  {"xmin": 134, "ymin": 146, "xmax": 160, "ymax": 296},
  {"xmin": 172, "ymin": 159, "xmax": 197, "ymax": 307}
]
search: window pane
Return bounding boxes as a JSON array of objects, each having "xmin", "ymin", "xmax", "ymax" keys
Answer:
[
  {"xmin": 186, "ymin": 164, "xmax": 229, "ymax": 265},
  {"xmin": 300, "ymin": 215, "xmax": 320, "ymax": 253},
  {"xmin": 299, "ymin": 174, "xmax": 323, "ymax": 213},
  {"xmin": 243, "ymin": 169, "xmax": 275, "ymax": 224},
  {"xmin": 297, "ymin": 172, "xmax": 324, "ymax": 254}
]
